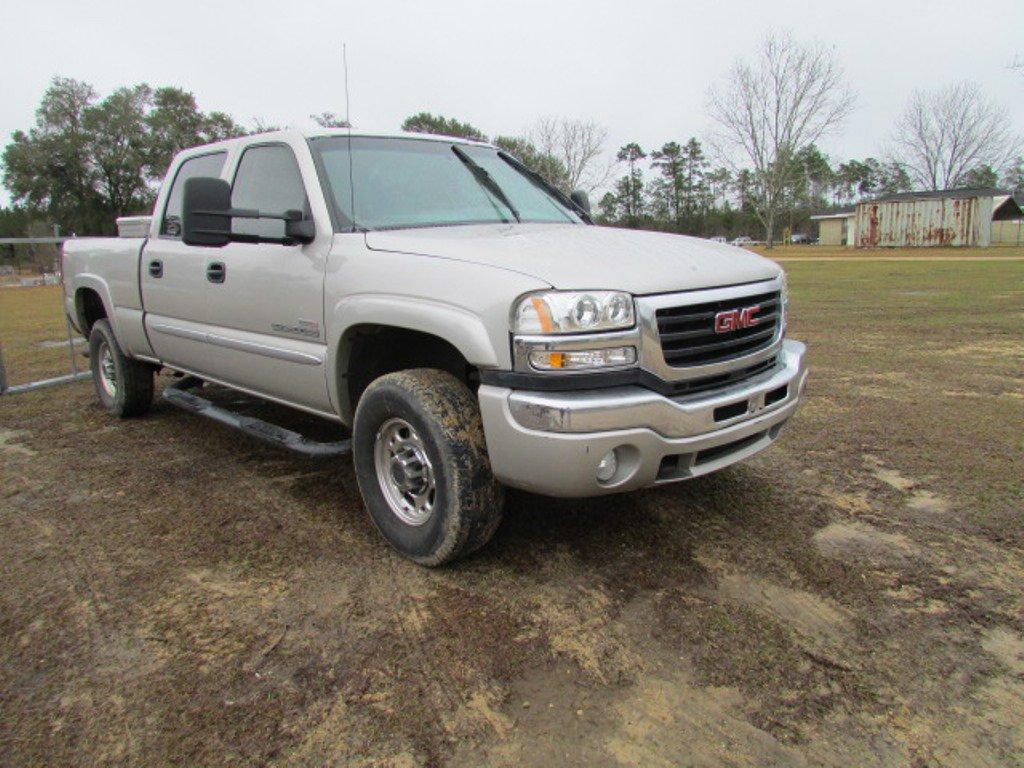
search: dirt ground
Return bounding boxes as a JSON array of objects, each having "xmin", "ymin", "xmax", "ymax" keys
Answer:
[{"xmin": 1, "ymin": 259, "xmax": 1022, "ymax": 767}]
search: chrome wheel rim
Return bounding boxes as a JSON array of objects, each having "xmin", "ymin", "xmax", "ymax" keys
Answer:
[
  {"xmin": 373, "ymin": 417, "xmax": 436, "ymax": 526},
  {"xmin": 98, "ymin": 341, "xmax": 117, "ymax": 398}
]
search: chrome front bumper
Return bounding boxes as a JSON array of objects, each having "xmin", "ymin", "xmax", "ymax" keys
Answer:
[{"xmin": 478, "ymin": 339, "xmax": 807, "ymax": 497}]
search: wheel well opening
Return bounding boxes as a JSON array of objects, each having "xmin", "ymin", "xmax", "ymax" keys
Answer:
[
  {"xmin": 76, "ymin": 289, "xmax": 107, "ymax": 335},
  {"xmin": 343, "ymin": 325, "xmax": 476, "ymax": 417}
]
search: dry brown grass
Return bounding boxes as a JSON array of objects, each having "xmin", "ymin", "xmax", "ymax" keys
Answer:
[{"xmin": 0, "ymin": 284, "xmax": 80, "ymax": 387}]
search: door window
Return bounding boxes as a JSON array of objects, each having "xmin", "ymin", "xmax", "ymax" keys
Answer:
[
  {"xmin": 161, "ymin": 152, "xmax": 227, "ymax": 237},
  {"xmin": 231, "ymin": 145, "xmax": 309, "ymax": 240}
]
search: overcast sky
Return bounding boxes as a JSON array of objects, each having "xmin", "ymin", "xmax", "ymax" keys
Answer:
[{"xmin": 2, "ymin": 0, "xmax": 1022, "ymax": 205}]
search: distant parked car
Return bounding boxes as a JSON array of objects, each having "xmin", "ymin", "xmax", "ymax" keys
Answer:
[
  {"xmin": 708, "ymin": 236, "xmax": 727, "ymax": 243},
  {"xmin": 790, "ymin": 233, "xmax": 810, "ymax": 244},
  {"xmin": 730, "ymin": 236, "xmax": 754, "ymax": 247}
]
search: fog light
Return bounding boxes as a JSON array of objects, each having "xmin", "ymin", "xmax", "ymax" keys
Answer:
[{"xmin": 596, "ymin": 449, "xmax": 618, "ymax": 483}]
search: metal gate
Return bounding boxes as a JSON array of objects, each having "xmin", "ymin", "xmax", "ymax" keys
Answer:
[{"xmin": 0, "ymin": 235, "xmax": 90, "ymax": 396}]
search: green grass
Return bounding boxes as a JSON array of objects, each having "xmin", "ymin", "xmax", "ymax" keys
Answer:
[{"xmin": 782, "ymin": 258, "xmax": 1023, "ymax": 533}]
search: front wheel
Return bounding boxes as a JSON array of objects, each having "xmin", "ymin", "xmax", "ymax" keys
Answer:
[
  {"xmin": 352, "ymin": 369, "xmax": 505, "ymax": 566},
  {"xmin": 88, "ymin": 319, "xmax": 153, "ymax": 418}
]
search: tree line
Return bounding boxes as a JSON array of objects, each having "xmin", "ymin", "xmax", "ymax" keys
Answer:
[{"xmin": 2, "ymin": 32, "xmax": 1021, "ymax": 248}]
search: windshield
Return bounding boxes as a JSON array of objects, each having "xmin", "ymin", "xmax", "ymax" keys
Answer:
[{"xmin": 311, "ymin": 136, "xmax": 582, "ymax": 231}]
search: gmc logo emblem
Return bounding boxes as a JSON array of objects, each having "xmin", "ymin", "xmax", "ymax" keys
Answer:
[{"xmin": 714, "ymin": 305, "xmax": 761, "ymax": 333}]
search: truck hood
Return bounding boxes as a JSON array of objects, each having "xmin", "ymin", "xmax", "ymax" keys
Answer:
[{"xmin": 364, "ymin": 223, "xmax": 779, "ymax": 295}]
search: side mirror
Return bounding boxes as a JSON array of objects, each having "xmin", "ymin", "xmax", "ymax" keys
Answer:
[
  {"xmin": 182, "ymin": 177, "xmax": 316, "ymax": 247},
  {"xmin": 283, "ymin": 211, "xmax": 316, "ymax": 244},
  {"xmin": 570, "ymin": 189, "xmax": 591, "ymax": 215},
  {"xmin": 182, "ymin": 177, "xmax": 232, "ymax": 247}
]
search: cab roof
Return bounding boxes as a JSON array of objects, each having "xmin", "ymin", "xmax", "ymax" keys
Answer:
[{"xmin": 190, "ymin": 127, "xmax": 494, "ymax": 154}]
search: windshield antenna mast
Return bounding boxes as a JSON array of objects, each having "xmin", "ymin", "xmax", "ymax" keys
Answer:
[
  {"xmin": 342, "ymin": 43, "xmax": 358, "ymax": 231},
  {"xmin": 343, "ymin": 43, "xmax": 352, "ymax": 127}
]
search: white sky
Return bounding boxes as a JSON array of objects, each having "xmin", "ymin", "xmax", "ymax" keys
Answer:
[{"xmin": 2, "ymin": 0, "xmax": 1022, "ymax": 206}]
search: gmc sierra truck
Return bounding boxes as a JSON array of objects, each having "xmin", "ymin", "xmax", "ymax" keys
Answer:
[{"xmin": 62, "ymin": 129, "xmax": 807, "ymax": 565}]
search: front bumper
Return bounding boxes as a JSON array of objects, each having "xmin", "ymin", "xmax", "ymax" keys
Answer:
[{"xmin": 478, "ymin": 339, "xmax": 807, "ymax": 497}]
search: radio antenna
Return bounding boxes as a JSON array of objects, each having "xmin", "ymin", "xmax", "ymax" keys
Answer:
[
  {"xmin": 343, "ymin": 43, "xmax": 357, "ymax": 231},
  {"xmin": 343, "ymin": 43, "xmax": 352, "ymax": 126}
]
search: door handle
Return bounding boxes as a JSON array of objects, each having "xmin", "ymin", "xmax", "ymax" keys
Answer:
[
  {"xmin": 148, "ymin": 259, "xmax": 163, "ymax": 278},
  {"xmin": 206, "ymin": 262, "xmax": 226, "ymax": 283}
]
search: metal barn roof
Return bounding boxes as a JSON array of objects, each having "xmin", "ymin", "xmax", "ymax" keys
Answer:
[
  {"xmin": 809, "ymin": 206, "xmax": 855, "ymax": 220},
  {"xmin": 869, "ymin": 187, "xmax": 1010, "ymax": 203}
]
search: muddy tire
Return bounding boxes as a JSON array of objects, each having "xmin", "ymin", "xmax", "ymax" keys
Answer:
[
  {"xmin": 353, "ymin": 369, "xmax": 505, "ymax": 566},
  {"xmin": 88, "ymin": 319, "xmax": 153, "ymax": 418}
]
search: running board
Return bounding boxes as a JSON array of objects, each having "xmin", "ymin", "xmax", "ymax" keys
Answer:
[{"xmin": 162, "ymin": 382, "xmax": 351, "ymax": 458}]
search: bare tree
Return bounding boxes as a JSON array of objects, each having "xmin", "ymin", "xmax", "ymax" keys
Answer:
[
  {"xmin": 707, "ymin": 32, "xmax": 854, "ymax": 247},
  {"xmin": 530, "ymin": 117, "xmax": 612, "ymax": 193},
  {"xmin": 891, "ymin": 82, "xmax": 1020, "ymax": 191}
]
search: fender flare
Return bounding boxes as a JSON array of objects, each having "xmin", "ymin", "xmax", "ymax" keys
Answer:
[
  {"xmin": 71, "ymin": 274, "xmax": 117, "ymax": 336},
  {"xmin": 327, "ymin": 294, "xmax": 504, "ymax": 420}
]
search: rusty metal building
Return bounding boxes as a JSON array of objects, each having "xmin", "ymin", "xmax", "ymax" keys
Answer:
[
  {"xmin": 991, "ymin": 194, "xmax": 1024, "ymax": 246},
  {"xmin": 853, "ymin": 188, "xmax": 1022, "ymax": 248}
]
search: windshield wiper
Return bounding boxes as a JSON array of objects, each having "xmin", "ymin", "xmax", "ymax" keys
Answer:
[
  {"xmin": 451, "ymin": 145, "xmax": 521, "ymax": 223},
  {"xmin": 498, "ymin": 151, "xmax": 593, "ymax": 224}
]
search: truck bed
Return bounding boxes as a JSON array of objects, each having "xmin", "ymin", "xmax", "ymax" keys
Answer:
[{"xmin": 62, "ymin": 235, "xmax": 152, "ymax": 357}]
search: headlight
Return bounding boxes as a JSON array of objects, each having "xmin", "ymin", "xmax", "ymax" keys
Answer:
[
  {"xmin": 513, "ymin": 291, "xmax": 635, "ymax": 334},
  {"xmin": 780, "ymin": 271, "xmax": 789, "ymax": 308}
]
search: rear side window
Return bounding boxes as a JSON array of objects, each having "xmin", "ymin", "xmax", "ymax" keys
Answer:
[
  {"xmin": 161, "ymin": 152, "xmax": 227, "ymax": 237},
  {"xmin": 231, "ymin": 145, "xmax": 309, "ymax": 241}
]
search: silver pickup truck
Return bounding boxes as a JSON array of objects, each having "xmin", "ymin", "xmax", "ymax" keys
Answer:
[{"xmin": 62, "ymin": 128, "xmax": 807, "ymax": 565}]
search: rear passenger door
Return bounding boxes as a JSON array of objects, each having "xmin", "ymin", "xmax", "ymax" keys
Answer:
[
  {"xmin": 142, "ymin": 150, "xmax": 229, "ymax": 366},
  {"xmin": 143, "ymin": 141, "xmax": 333, "ymax": 414}
]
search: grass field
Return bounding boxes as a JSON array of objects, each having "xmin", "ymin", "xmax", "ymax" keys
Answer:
[
  {"xmin": 0, "ymin": 284, "xmax": 81, "ymax": 386},
  {"xmin": 1, "ymin": 257, "xmax": 1023, "ymax": 766}
]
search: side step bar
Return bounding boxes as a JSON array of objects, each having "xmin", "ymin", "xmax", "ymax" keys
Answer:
[{"xmin": 162, "ymin": 380, "xmax": 351, "ymax": 458}]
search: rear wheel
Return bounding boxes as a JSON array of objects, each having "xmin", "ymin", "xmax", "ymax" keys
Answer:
[
  {"xmin": 353, "ymin": 369, "xmax": 504, "ymax": 566},
  {"xmin": 88, "ymin": 319, "xmax": 153, "ymax": 417}
]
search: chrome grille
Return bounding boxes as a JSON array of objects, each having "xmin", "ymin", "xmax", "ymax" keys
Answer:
[{"xmin": 656, "ymin": 290, "xmax": 781, "ymax": 367}]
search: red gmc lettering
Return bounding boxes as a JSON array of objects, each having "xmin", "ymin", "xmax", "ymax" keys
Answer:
[{"xmin": 714, "ymin": 305, "xmax": 761, "ymax": 333}]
